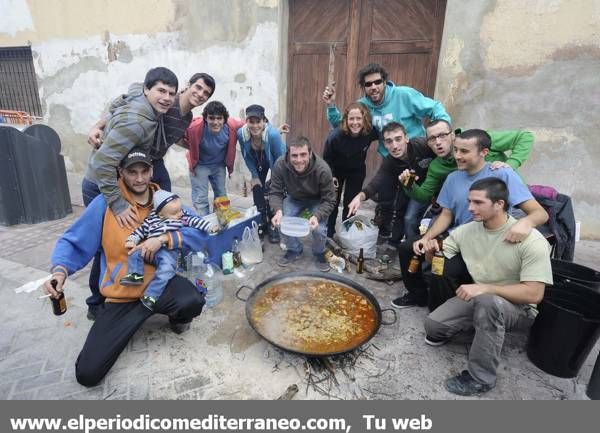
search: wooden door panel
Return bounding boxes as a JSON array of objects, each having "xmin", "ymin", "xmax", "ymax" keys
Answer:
[
  {"xmin": 289, "ymin": 51, "xmax": 347, "ymax": 155},
  {"xmin": 369, "ymin": 52, "xmax": 431, "ymax": 94},
  {"xmin": 290, "ymin": 0, "xmax": 350, "ymax": 42},
  {"xmin": 371, "ymin": 0, "xmax": 438, "ymax": 41}
]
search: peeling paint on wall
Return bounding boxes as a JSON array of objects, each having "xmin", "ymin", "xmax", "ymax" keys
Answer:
[{"xmin": 481, "ymin": 0, "xmax": 600, "ymax": 72}]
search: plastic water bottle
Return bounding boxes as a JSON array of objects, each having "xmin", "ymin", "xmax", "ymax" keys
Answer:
[
  {"xmin": 188, "ymin": 252, "xmax": 208, "ymax": 297},
  {"xmin": 204, "ymin": 262, "xmax": 223, "ymax": 308}
]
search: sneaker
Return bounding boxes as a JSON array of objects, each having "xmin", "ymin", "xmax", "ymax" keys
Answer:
[
  {"xmin": 315, "ymin": 253, "xmax": 330, "ymax": 272},
  {"xmin": 424, "ymin": 334, "xmax": 448, "ymax": 346},
  {"xmin": 140, "ymin": 295, "xmax": 157, "ymax": 311},
  {"xmin": 169, "ymin": 321, "xmax": 191, "ymax": 335},
  {"xmin": 445, "ymin": 370, "xmax": 494, "ymax": 396},
  {"xmin": 277, "ymin": 250, "xmax": 302, "ymax": 267},
  {"xmin": 391, "ymin": 293, "xmax": 427, "ymax": 309},
  {"xmin": 268, "ymin": 224, "xmax": 281, "ymax": 244},
  {"xmin": 120, "ymin": 273, "xmax": 144, "ymax": 286}
]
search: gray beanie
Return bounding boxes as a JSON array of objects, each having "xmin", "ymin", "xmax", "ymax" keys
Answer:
[{"xmin": 153, "ymin": 189, "xmax": 179, "ymax": 213}]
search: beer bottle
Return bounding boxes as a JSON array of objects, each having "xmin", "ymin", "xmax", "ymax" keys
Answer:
[
  {"xmin": 356, "ymin": 248, "xmax": 365, "ymax": 274},
  {"xmin": 408, "ymin": 253, "xmax": 422, "ymax": 274},
  {"xmin": 404, "ymin": 169, "xmax": 417, "ymax": 188},
  {"xmin": 431, "ymin": 238, "xmax": 445, "ymax": 276},
  {"xmin": 50, "ymin": 279, "xmax": 67, "ymax": 316},
  {"xmin": 232, "ymin": 237, "xmax": 242, "ymax": 268}
]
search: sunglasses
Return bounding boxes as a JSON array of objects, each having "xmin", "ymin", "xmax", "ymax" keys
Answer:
[{"xmin": 364, "ymin": 78, "xmax": 384, "ymax": 88}]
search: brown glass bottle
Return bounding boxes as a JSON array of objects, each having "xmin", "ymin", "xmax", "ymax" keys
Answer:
[
  {"xmin": 431, "ymin": 238, "xmax": 445, "ymax": 276},
  {"xmin": 404, "ymin": 169, "xmax": 417, "ymax": 188},
  {"xmin": 356, "ymin": 248, "xmax": 365, "ymax": 274},
  {"xmin": 50, "ymin": 279, "xmax": 67, "ymax": 316},
  {"xmin": 408, "ymin": 254, "xmax": 422, "ymax": 274}
]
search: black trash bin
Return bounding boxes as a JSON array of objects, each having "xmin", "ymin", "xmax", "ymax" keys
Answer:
[
  {"xmin": 551, "ymin": 258, "xmax": 600, "ymax": 289},
  {"xmin": 527, "ymin": 279, "xmax": 600, "ymax": 378},
  {"xmin": 587, "ymin": 351, "xmax": 600, "ymax": 400}
]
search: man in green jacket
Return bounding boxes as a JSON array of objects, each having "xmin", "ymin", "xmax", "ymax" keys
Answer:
[{"xmin": 401, "ymin": 119, "xmax": 533, "ymax": 204}]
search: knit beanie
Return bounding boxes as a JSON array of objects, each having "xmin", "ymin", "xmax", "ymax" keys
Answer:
[{"xmin": 153, "ymin": 189, "xmax": 179, "ymax": 213}]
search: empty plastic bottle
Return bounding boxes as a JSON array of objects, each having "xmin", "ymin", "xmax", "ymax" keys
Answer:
[{"xmin": 204, "ymin": 262, "xmax": 223, "ymax": 308}]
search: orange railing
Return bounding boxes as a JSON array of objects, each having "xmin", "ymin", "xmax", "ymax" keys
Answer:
[{"xmin": 0, "ymin": 109, "xmax": 34, "ymax": 125}]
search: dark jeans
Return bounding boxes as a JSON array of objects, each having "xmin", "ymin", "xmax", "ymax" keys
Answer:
[
  {"xmin": 398, "ymin": 235, "xmax": 467, "ymax": 310},
  {"xmin": 81, "ymin": 158, "xmax": 171, "ymax": 308},
  {"xmin": 75, "ymin": 275, "xmax": 204, "ymax": 387},
  {"xmin": 252, "ymin": 163, "xmax": 270, "ymax": 222},
  {"xmin": 81, "ymin": 178, "xmax": 104, "ymax": 308},
  {"xmin": 327, "ymin": 167, "xmax": 366, "ymax": 237}
]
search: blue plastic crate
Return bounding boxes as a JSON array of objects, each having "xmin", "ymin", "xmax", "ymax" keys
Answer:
[{"xmin": 204, "ymin": 213, "xmax": 262, "ymax": 268}]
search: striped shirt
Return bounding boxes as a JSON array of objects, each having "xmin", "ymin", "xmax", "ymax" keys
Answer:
[{"xmin": 127, "ymin": 209, "xmax": 211, "ymax": 245}]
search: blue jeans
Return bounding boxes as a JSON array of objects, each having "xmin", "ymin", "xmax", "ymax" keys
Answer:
[
  {"xmin": 282, "ymin": 197, "xmax": 327, "ymax": 256},
  {"xmin": 190, "ymin": 163, "xmax": 227, "ymax": 216},
  {"xmin": 151, "ymin": 158, "xmax": 171, "ymax": 191},
  {"xmin": 128, "ymin": 248, "xmax": 177, "ymax": 300},
  {"xmin": 403, "ymin": 198, "xmax": 430, "ymax": 239}
]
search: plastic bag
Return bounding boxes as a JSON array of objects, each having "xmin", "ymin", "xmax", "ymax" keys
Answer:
[
  {"xmin": 335, "ymin": 215, "xmax": 378, "ymax": 259},
  {"xmin": 239, "ymin": 221, "xmax": 263, "ymax": 265}
]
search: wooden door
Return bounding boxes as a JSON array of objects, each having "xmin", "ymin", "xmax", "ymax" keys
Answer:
[{"xmin": 287, "ymin": 0, "xmax": 446, "ymax": 180}]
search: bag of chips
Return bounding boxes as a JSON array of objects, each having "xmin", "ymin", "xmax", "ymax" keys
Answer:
[{"xmin": 214, "ymin": 196, "xmax": 242, "ymax": 227}]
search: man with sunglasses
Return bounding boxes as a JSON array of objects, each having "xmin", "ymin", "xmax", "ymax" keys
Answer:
[
  {"xmin": 400, "ymin": 119, "xmax": 533, "ymax": 205},
  {"xmin": 323, "ymin": 63, "xmax": 450, "ymax": 158}
]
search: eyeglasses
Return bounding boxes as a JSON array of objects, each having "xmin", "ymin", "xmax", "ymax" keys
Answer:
[
  {"xmin": 364, "ymin": 78, "xmax": 383, "ymax": 88},
  {"xmin": 426, "ymin": 131, "xmax": 452, "ymax": 143}
]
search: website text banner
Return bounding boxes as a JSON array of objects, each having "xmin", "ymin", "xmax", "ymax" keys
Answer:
[{"xmin": 3, "ymin": 401, "xmax": 594, "ymax": 433}]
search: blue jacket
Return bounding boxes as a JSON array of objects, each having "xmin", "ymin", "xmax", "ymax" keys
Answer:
[
  {"xmin": 326, "ymin": 81, "xmax": 451, "ymax": 157},
  {"xmin": 50, "ymin": 181, "xmax": 208, "ymax": 302},
  {"xmin": 237, "ymin": 124, "xmax": 286, "ymax": 178}
]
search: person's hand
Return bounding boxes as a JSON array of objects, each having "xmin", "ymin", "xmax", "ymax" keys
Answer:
[
  {"xmin": 115, "ymin": 205, "xmax": 139, "ymax": 230},
  {"xmin": 43, "ymin": 273, "xmax": 66, "ymax": 299},
  {"xmin": 504, "ymin": 218, "xmax": 532, "ymax": 243},
  {"xmin": 129, "ymin": 237, "xmax": 162, "ymax": 262},
  {"xmin": 308, "ymin": 215, "xmax": 319, "ymax": 230},
  {"xmin": 412, "ymin": 237, "xmax": 429, "ymax": 255},
  {"xmin": 490, "ymin": 161, "xmax": 512, "ymax": 170},
  {"xmin": 399, "ymin": 169, "xmax": 418, "ymax": 187},
  {"xmin": 87, "ymin": 125, "xmax": 104, "ymax": 149},
  {"xmin": 250, "ymin": 178, "xmax": 262, "ymax": 189},
  {"xmin": 456, "ymin": 283, "xmax": 489, "ymax": 302},
  {"xmin": 332, "ymin": 177, "xmax": 339, "ymax": 191},
  {"xmin": 124, "ymin": 240, "xmax": 135, "ymax": 249},
  {"xmin": 346, "ymin": 194, "xmax": 362, "ymax": 218},
  {"xmin": 322, "ymin": 83, "xmax": 336, "ymax": 105},
  {"xmin": 279, "ymin": 123, "xmax": 290, "ymax": 135},
  {"xmin": 271, "ymin": 210, "xmax": 283, "ymax": 227},
  {"xmin": 209, "ymin": 224, "xmax": 219, "ymax": 234}
]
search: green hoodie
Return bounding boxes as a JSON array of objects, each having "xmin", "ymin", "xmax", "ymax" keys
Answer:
[{"xmin": 405, "ymin": 130, "xmax": 534, "ymax": 203}]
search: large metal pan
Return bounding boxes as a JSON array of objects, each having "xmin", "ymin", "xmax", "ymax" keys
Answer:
[{"xmin": 236, "ymin": 271, "xmax": 396, "ymax": 357}]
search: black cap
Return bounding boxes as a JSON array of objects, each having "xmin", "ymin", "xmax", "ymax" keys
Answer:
[
  {"xmin": 245, "ymin": 104, "xmax": 265, "ymax": 119},
  {"xmin": 120, "ymin": 147, "xmax": 152, "ymax": 169}
]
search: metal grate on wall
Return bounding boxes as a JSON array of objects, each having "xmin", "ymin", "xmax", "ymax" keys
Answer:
[{"xmin": 0, "ymin": 46, "xmax": 43, "ymax": 117}]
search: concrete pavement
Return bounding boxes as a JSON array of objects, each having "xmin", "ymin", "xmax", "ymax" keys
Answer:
[{"xmin": 0, "ymin": 172, "xmax": 598, "ymax": 400}]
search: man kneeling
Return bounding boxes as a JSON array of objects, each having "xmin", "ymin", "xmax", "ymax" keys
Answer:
[{"xmin": 422, "ymin": 177, "xmax": 552, "ymax": 396}]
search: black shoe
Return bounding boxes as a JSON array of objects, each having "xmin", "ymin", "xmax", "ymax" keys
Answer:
[
  {"xmin": 268, "ymin": 225, "xmax": 280, "ymax": 244},
  {"xmin": 120, "ymin": 273, "xmax": 144, "ymax": 286},
  {"xmin": 86, "ymin": 304, "xmax": 100, "ymax": 321},
  {"xmin": 277, "ymin": 250, "xmax": 302, "ymax": 267},
  {"xmin": 315, "ymin": 253, "xmax": 330, "ymax": 272},
  {"xmin": 445, "ymin": 370, "xmax": 494, "ymax": 396},
  {"xmin": 169, "ymin": 320, "xmax": 191, "ymax": 334},
  {"xmin": 424, "ymin": 334, "xmax": 448, "ymax": 346},
  {"xmin": 391, "ymin": 293, "xmax": 427, "ymax": 309},
  {"xmin": 140, "ymin": 296, "xmax": 157, "ymax": 311}
]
